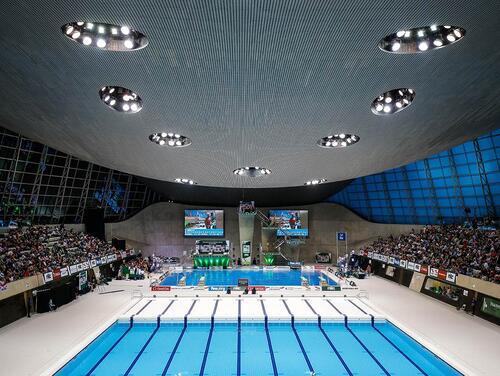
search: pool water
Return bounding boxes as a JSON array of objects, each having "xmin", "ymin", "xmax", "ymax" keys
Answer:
[
  {"xmin": 160, "ymin": 268, "xmax": 336, "ymax": 286},
  {"xmin": 57, "ymin": 321, "xmax": 460, "ymax": 375}
]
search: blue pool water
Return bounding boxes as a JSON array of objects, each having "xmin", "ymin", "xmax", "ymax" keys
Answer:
[
  {"xmin": 160, "ymin": 268, "xmax": 336, "ymax": 286},
  {"xmin": 57, "ymin": 321, "xmax": 460, "ymax": 375}
]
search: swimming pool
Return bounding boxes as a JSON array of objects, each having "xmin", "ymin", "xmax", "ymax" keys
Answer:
[
  {"xmin": 56, "ymin": 320, "xmax": 460, "ymax": 375},
  {"xmin": 160, "ymin": 268, "xmax": 336, "ymax": 286}
]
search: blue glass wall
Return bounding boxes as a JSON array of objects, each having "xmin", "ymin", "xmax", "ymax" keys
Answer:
[{"xmin": 329, "ymin": 129, "xmax": 499, "ymax": 224}]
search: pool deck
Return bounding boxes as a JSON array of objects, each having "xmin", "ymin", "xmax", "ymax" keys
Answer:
[{"xmin": 0, "ymin": 275, "xmax": 498, "ymax": 376}]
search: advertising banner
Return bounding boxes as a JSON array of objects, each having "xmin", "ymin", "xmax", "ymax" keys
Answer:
[
  {"xmin": 151, "ymin": 286, "xmax": 171, "ymax": 292},
  {"xmin": 481, "ymin": 297, "xmax": 500, "ymax": 319},
  {"xmin": 60, "ymin": 267, "xmax": 69, "ymax": 278},
  {"xmin": 437, "ymin": 269, "xmax": 447, "ymax": 281},
  {"xmin": 368, "ymin": 252, "xmax": 373, "ymax": 258},
  {"xmin": 414, "ymin": 264, "xmax": 421, "ymax": 273},
  {"xmin": 399, "ymin": 260, "xmax": 407, "ymax": 268},
  {"xmin": 394, "ymin": 258, "xmax": 400, "ymax": 266},
  {"xmin": 91, "ymin": 259, "xmax": 97, "ymax": 267},
  {"xmin": 382, "ymin": 255, "xmax": 389, "ymax": 263},
  {"xmin": 100, "ymin": 256, "xmax": 107, "ymax": 265},
  {"xmin": 445, "ymin": 272, "xmax": 456, "ymax": 284},
  {"xmin": 82, "ymin": 261, "xmax": 90, "ymax": 270},
  {"xmin": 248, "ymin": 286, "xmax": 266, "ymax": 291},
  {"xmin": 389, "ymin": 257, "xmax": 395, "ymax": 264},
  {"xmin": 407, "ymin": 261, "xmax": 415, "ymax": 270},
  {"xmin": 107, "ymin": 255, "xmax": 114, "ymax": 263},
  {"xmin": 52, "ymin": 268, "xmax": 61, "ymax": 281},
  {"xmin": 77, "ymin": 263, "xmax": 84, "ymax": 272},
  {"xmin": 78, "ymin": 271, "xmax": 87, "ymax": 291},
  {"xmin": 420, "ymin": 265, "xmax": 428, "ymax": 274},
  {"xmin": 70, "ymin": 264, "xmax": 78, "ymax": 274},
  {"xmin": 429, "ymin": 268, "xmax": 439, "ymax": 278},
  {"xmin": 43, "ymin": 271, "xmax": 53, "ymax": 283},
  {"xmin": 241, "ymin": 241, "xmax": 252, "ymax": 266}
]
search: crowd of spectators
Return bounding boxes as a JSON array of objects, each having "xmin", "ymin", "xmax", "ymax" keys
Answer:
[
  {"xmin": 0, "ymin": 226, "xmax": 116, "ymax": 285},
  {"xmin": 360, "ymin": 224, "xmax": 499, "ymax": 283}
]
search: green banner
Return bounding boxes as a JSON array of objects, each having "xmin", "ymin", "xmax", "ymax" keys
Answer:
[{"xmin": 481, "ymin": 297, "xmax": 500, "ymax": 319}]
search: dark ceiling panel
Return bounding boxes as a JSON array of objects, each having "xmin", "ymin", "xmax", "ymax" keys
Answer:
[
  {"xmin": 0, "ymin": 1, "xmax": 499, "ymax": 188},
  {"xmin": 140, "ymin": 176, "xmax": 352, "ymax": 207}
]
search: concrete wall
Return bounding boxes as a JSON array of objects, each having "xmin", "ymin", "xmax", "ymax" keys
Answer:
[{"xmin": 105, "ymin": 202, "xmax": 422, "ymax": 262}]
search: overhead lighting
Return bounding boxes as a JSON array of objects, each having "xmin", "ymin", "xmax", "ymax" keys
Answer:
[
  {"xmin": 378, "ymin": 25, "xmax": 465, "ymax": 54},
  {"xmin": 174, "ymin": 178, "xmax": 197, "ymax": 185},
  {"xmin": 99, "ymin": 86, "xmax": 142, "ymax": 113},
  {"xmin": 149, "ymin": 132, "xmax": 192, "ymax": 147},
  {"xmin": 61, "ymin": 21, "xmax": 148, "ymax": 51},
  {"xmin": 371, "ymin": 88, "xmax": 415, "ymax": 115},
  {"xmin": 317, "ymin": 134, "xmax": 359, "ymax": 149},
  {"xmin": 305, "ymin": 178, "xmax": 327, "ymax": 186},
  {"xmin": 233, "ymin": 167, "xmax": 271, "ymax": 177}
]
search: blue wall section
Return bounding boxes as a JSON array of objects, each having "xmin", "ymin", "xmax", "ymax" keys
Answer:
[{"xmin": 329, "ymin": 129, "xmax": 499, "ymax": 224}]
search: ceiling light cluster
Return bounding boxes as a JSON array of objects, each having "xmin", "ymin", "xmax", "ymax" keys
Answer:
[
  {"xmin": 99, "ymin": 86, "xmax": 142, "ymax": 113},
  {"xmin": 233, "ymin": 167, "xmax": 272, "ymax": 177},
  {"xmin": 174, "ymin": 178, "xmax": 196, "ymax": 185},
  {"xmin": 305, "ymin": 178, "xmax": 327, "ymax": 186},
  {"xmin": 371, "ymin": 88, "xmax": 415, "ymax": 115},
  {"xmin": 379, "ymin": 25, "xmax": 465, "ymax": 54},
  {"xmin": 317, "ymin": 134, "xmax": 359, "ymax": 148},
  {"xmin": 61, "ymin": 22, "xmax": 148, "ymax": 51},
  {"xmin": 149, "ymin": 133, "xmax": 192, "ymax": 147}
]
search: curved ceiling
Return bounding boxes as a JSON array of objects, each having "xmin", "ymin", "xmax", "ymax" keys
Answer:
[{"xmin": 0, "ymin": 0, "xmax": 499, "ymax": 189}]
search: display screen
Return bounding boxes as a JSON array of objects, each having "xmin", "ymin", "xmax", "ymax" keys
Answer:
[
  {"xmin": 268, "ymin": 210, "xmax": 309, "ymax": 237},
  {"xmin": 184, "ymin": 210, "xmax": 224, "ymax": 237}
]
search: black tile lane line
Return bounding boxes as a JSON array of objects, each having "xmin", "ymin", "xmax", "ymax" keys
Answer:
[
  {"xmin": 199, "ymin": 299, "xmax": 220, "ymax": 376},
  {"xmin": 281, "ymin": 299, "xmax": 315, "ymax": 375},
  {"xmin": 84, "ymin": 299, "xmax": 153, "ymax": 376},
  {"xmin": 260, "ymin": 300, "xmax": 278, "ymax": 376},
  {"xmin": 348, "ymin": 299, "xmax": 429, "ymax": 376},
  {"xmin": 124, "ymin": 300, "xmax": 175, "ymax": 376},
  {"xmin": 237, "ymin": 299, "xmax": 241, "ymax": 376},
  {"xmin": 160, "ymin": 299, "xmax": 197, "ymax": 376},
  {"xmin": 303, "ymin": 299, "xmax": 353, "ymax": 376},
  {"xmin": 327, "ymin": 299, "xmax": 390, "ymax": 376}
]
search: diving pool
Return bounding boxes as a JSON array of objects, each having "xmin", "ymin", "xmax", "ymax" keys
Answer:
[
  {"xmin": 160, "ymin": 268, "xmax": 336, "ymax": 286},
  {"xmin": 56, "ymin": 320, "xmax": 460, "ymax": 375}
]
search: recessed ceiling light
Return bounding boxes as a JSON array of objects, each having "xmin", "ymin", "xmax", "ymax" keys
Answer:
[
  {"xmin": 371, "ymin": 88, "xmax": 415, "ymax": 115},
  {"xmin": 61, "ymin": 22, "xmax": 148, "ymax": 51},
  {"xmin": 317, "ymin": 134, "xmax": 360, "ymax": 149},
  {"xmin": 174, "ymin": 177, "xmax": 197, "ymax": 185},
  {"xmin": 379, "ymin": 25, "xmax": 465, "ymax": 54},
  {"xmin": 99, "ymin": 86, "xmax": 142, "ymax": 113},
  {"xmin": 148, "ymin": 132, "xmax": 192, "ymax": 147},
  {"xmin": 305, "ymin": 178, "xmax": 327, "ymax": 186},
  {"xmin": 233, "ymin": 167, "xmax": 271, "ymax": 177},
  {"xmin": 96, "ymin": 38, "xmax": 106, "ymax": 48}
]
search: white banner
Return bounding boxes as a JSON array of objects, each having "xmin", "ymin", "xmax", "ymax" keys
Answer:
[
  {"xmin": 414, "ymin": 264, "xmax": 421, "ymax": 272},
  {"xmin": 407, "ymin": 261, "xmax": 415, "ymax": 270},
  {"xmin": 429, "ymin": 267, "xmax": 439, "ymax": 278},
  {"xmin": 399, "ymin": 260, "xmax": 407, "ymax": 268},
  {"xmin": 446, "ymin": 272, "xmax": 457, "ymax": 283},
  {"xmin": 60, "ymin": 267, "xmax": 69, "ymax": 277},
  {"xmin": 91, "ymin": 259, "xmax": 97, "ymax": 267},
  {"xmin": 43, "ymin": 271, "xmax": 53, "ymax": 283},
  {"xmin": 389, "ymin": 257, "xmax": 395, "ymax": 264},
  {"xmin": 70, "ymin": 265, "xmax": 78, "ymax": 274}
]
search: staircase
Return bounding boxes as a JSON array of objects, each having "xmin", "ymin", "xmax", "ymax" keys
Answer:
[{"xmin": 256, "ymin": 210, "xmax": 306, "ymax": 262}]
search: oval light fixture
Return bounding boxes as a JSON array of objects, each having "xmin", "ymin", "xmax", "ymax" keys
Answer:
[
  {"xmin": 149, "ymin": 133, "xmax": 191, "ymax": 147},
  {"xmin": 99, "ymin": 86, "xmax": 142, "ymax": 113},
  {"xmin": 305, "ymin": 178, "xmax": 327, "ymax": 186},
  {"xmin": 62, "ymin": 22, "xmax": 148, "ymax": 51},
  {"xmin": 233, "ymin": 167, "xmax": 272, "ymax": 177},
  {"xmin": 174, "ymin": 178, "xmax": 196, "ymax": 185},
  {"xmin": 317, "ymin": 134, "xmax": 359, "ymax": 148},
  {"xmin": 371, "ymin": 88, "xmax": 415, "ymax": 115},
  {"xmin": 379, "ymin": 25, "xmax": 465, "ymax": 54}
]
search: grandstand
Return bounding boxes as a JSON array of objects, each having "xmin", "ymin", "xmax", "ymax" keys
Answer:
[{"xmin": 0, "ymin": 1, "xmax": 499, "ymax": 376}]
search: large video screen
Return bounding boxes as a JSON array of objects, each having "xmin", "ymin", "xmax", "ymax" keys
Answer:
[
  {"xmin": 184, "ymin": 210, "xmax": 224, "ymax": 237},
  {"xmin": 269, "ymin": 210, "xmax": 309, "ymax": 237}
]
